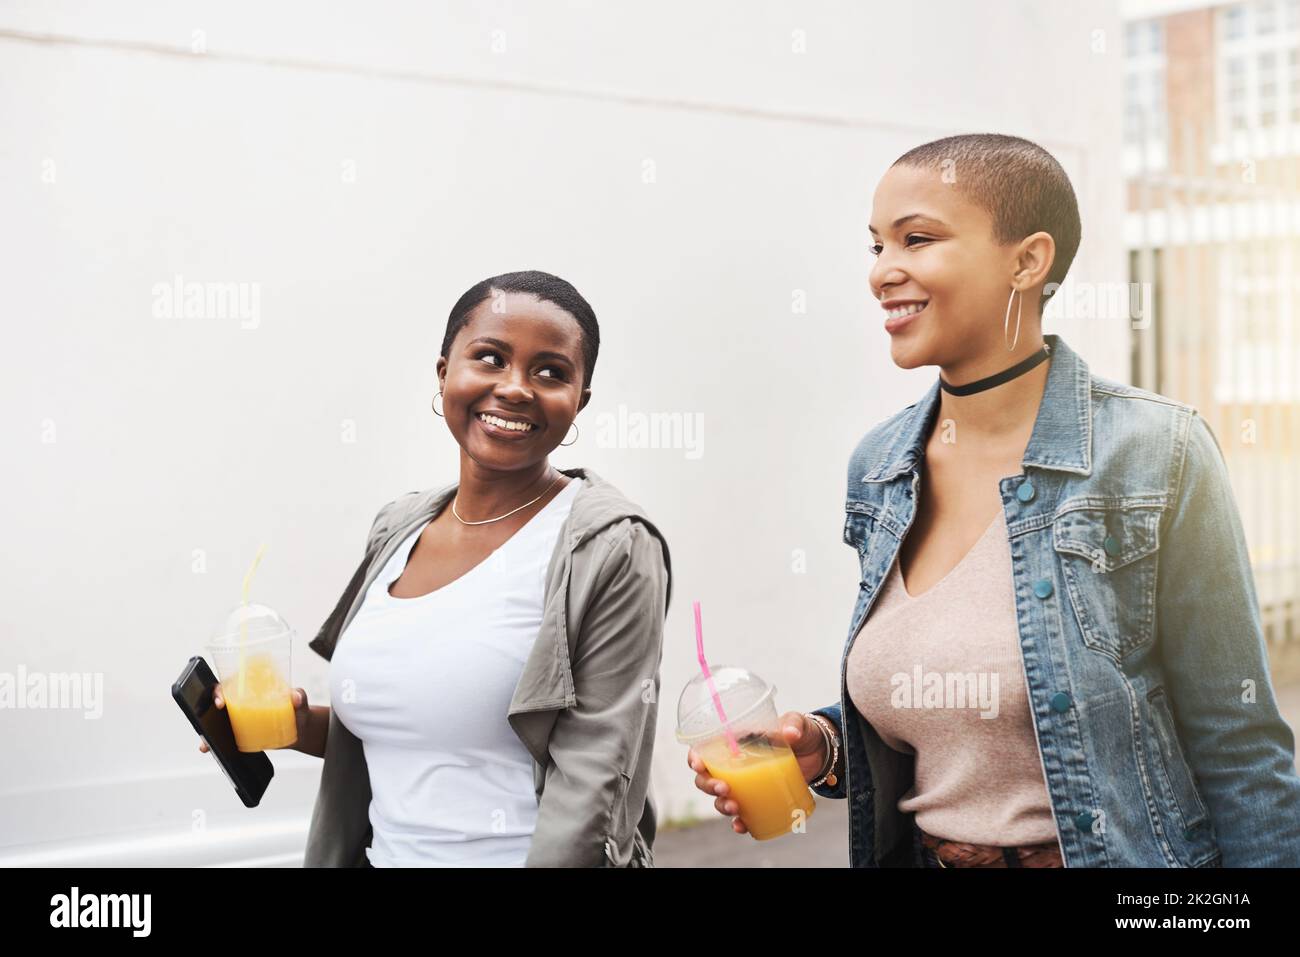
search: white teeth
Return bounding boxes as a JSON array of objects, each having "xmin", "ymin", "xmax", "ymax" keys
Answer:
[
  {"xmin": 886, "ymin": 302, "xmax": 927, "ymax": 319},
  {"xmin": 478, "ymin": 413, "xmax": 534, "ymax": 432}
]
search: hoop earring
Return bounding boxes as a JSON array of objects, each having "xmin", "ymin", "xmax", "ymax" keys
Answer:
[
  {"xmin": 432, "ymin": 391, "xmax": 444, "ymax": 417},
  {"xmin": 1004, "ymin": 287, "xmax": 1023, "ymax": 352},
  {"xmin": 560, "ymin": 422, "xmax": 579, "ymax": 447}
]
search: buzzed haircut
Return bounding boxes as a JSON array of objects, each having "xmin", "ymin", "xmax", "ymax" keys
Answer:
[{"xmin": 892, "ymin": 133, "xmax": 1082, "ymax": 312}]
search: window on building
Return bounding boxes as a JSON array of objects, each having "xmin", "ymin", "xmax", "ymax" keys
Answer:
[
  {"xmin": 1256, "ymin": 0, "xmax": 1278, "ymax": 34},
  {"xmin": 1147, "ymin": 19, "xmax": 1163, "ymax": 54},
  {"xmin": 1124, "ymin": 17, "xmax": 1167, "ymax": 145},
  {"xmin": 1225, "ymin": 2, "xmax": 1248, "ymax": 40},
  {"xmin": 1227, "ymin": 55, "xmax": 1249, "ymax": 129},
  {"xmin": 1217, "ymin": 4, "xmax": 1300, "ymax": 136},
  {"xmin": 1260, "ymin": 51, "xmax": 1278, "ymax": 124},
  {"xmin": 1126, "ymin": 18, "xmax": 1165, "ymax": 57},
  {"xmin": 1291, "ymin": 48, "xmax": 1300, "ymax": 121}
]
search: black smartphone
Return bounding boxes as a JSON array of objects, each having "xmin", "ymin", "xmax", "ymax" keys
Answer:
[{"xmin": 172, "ymin": 656, "xmax": 273, "ymax": 808}]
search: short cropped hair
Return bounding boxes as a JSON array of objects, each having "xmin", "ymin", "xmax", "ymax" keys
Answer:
[
  {"xmin": 441, "ymin": 270, "xmax": 600, "ymax": 389},
  {"xmin": 892, "ymin": 133, "xmax": 1082, "ymax": 312}
]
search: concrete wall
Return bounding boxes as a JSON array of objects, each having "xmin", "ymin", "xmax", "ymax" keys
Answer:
[{"xmin": 0, "ymin": 0, "xmax": 1125, "ymax": 864}]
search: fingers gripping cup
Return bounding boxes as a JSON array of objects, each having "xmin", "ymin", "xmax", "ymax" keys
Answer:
[
  {"xmin": 676, "ymin": 666, "xmax": 816, "ymax": 840},
  {"xmin": 207, "ymin": 603, "xmax": 298, "ymax": 752}
]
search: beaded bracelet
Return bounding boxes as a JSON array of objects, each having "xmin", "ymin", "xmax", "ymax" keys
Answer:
[{"xmin": 805, "ymin": 712, "xmax": 840, "ymax": 788}]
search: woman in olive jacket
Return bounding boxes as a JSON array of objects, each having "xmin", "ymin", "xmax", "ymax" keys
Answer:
[{"xmin": 202, "ymin": 270, "xmax": 671, "ymax": 867}]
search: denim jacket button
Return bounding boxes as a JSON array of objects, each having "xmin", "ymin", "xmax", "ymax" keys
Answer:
[
  {"xmin": 1074, "ymin": 810, "xmax": 1096, "ymax": 830},
  {"xmin": 1033, "ymin": 578, "xmax": 1054, "ymax": 598},
  {"xmin": 1016, "ymin": 481, "xmax": 1036, "ymax": 503},
  {"xmin": 1050, "ymin": 691, "xmax": 1072, "ymax": 713},
  {"xmin": 1104, "ymin": 534, "xmax": 1120, "ymax": 556}
]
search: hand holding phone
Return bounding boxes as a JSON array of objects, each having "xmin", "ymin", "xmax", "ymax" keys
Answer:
[{"xmin": 172, "ymin": 657, "xmax": 274, "ymax": 807}]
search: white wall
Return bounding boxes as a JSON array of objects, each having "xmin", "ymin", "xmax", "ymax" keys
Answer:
[{"xmin": 0, "ymin": 0, "xmax": 1125, "ymax": 864}]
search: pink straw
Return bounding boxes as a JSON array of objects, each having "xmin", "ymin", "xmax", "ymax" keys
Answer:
[{"xmin": 694, "ymin": 600, "xmax": 741, "ymax": 757}]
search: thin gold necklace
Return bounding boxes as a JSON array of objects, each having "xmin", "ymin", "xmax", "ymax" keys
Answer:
[{"xmin": 451, "ymin": 469, "xmax": 564, "ymax": 526}]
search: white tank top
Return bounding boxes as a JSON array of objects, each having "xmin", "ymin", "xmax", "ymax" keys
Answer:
[{"xmin": 330, "ymin": 478, "xmax": 582, "ymax": 866}]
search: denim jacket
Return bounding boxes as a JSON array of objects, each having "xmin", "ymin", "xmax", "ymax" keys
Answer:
[
  {"xmin": 813, "ymin": 333, "xmax": 1300, "ymax": 867},
  {"xmin": 302, "ymin": 467, "xmax": 671, "ymax": 867}
]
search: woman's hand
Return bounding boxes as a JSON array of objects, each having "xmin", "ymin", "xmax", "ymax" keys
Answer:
[
  {"xmin": 197, "ymin": 685, "xmax": 311, "ymax": 753},
  {"xmin": 685, "ymin": 710, "xmax": 831, "ymax": 835}
]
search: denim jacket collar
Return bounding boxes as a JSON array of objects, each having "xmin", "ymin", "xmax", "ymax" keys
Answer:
[{"xmin": 860, "ymin": 333, "xmax": 1094, "ymax": 484}]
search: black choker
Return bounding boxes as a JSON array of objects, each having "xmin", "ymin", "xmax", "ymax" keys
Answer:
[{"xmin": 938, "ymin": 342, "xmax": 1051, "ymax": 396}]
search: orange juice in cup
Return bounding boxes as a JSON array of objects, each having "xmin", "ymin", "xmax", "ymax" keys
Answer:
[
  {"xmin": 207, "ymin": 603, "xmax": 298, "ymax": 752},
  {"xmin": 676, "ymin": 665, "xmax": 815, "ymax": 840}
]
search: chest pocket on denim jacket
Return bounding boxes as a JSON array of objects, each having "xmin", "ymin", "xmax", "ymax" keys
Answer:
[
  {"xmin": 1052, "ymin": 505, "xmax": 1162, "ymax": 659},
  {"xmin": 844, "ymin": 506, "xmax": 880, "ymax": 584}
]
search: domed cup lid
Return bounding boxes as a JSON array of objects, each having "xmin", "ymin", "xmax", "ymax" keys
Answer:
[
  {"xmin": 674, "ymin": 665, "xmax": 776, "ymax": 745},
  {"xmin": 208, "ymin": 602, "xmax": 293, "ymax": 651}
]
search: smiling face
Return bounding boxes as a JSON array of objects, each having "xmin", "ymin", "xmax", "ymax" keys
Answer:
[
  {"xmin": 868, "ymin": 163, "xmax": 1042, "ymax": 371},
  {"xmin": 435, "ymin": 292, "xmax": 591, "ymax": 473}
]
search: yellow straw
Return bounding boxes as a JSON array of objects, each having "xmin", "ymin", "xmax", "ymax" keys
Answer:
[{"xmin": 237, "ymin": 543, "xmax": 268, "ymax": 698}]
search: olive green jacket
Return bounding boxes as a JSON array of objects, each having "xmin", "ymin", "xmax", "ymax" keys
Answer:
[{"xmin": 302, "ymin": 467, "xmax": 672, "ymax": 867}]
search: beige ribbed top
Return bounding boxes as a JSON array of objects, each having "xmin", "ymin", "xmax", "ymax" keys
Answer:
[{"xmin": 846, "ymin": 512, "xmax": 1057, "ymax": 846}]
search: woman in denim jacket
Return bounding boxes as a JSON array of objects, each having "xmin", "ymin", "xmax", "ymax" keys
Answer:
[{"xmin": 688, "ymin": 133, "xmax": 1300, "ymax": 867}]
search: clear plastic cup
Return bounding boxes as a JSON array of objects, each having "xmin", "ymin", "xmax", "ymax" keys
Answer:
[
  {"xmin": 676, "ymin": 666, "xmax": 815, "ymax": 840},
  {"xmin": 206, "ymin": 603, "xmax": 298, "ymax": 752}
]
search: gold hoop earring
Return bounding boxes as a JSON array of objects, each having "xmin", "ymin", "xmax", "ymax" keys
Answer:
[
  {"xmin": 560, "ymin": 422, "xmax": 579, "ymax": 447},
  {"xmin": 1004, "ymin": 287, "xmax": 1022, "ymax": 352},
  {"xmin": 432, "ymin": 391, "xmax": 444, "ymax": 417}
]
